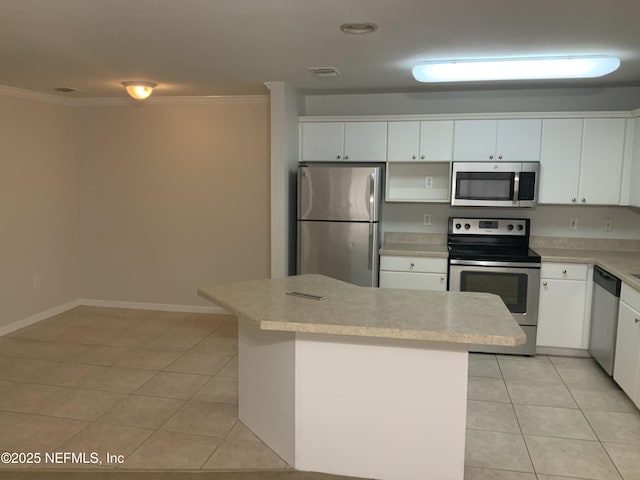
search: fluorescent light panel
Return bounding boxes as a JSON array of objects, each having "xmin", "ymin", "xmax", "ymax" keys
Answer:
[{"xmin": 412, "ymin": 56, "xmax": 620, "ymax": 83}]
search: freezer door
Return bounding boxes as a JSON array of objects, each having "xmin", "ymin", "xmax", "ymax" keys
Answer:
[
  {"xmin": 297, "ymin": 220, "xmax": 379, "ymax": 287},
  {"xmin": 298, "ymin": 164, "xmax": 382, "ymax": 222}
]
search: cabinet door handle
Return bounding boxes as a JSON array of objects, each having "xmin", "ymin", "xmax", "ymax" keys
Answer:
[
  {"xmin": 635, "ymin": 318, "xmax": 640, "ymax": 323},
  {"xmin": 543, "ymin": 281, "xmax": 548, "ymax": 287},
  {"xmin": 420, "ymin": 155, "xmax": 426, "ymax": 160},
  {"xmin": 336, "ymin": 155, "xmax": 341, "ymax": 159},
  {"xmin": 572, "ymin": 197, "xmax": 577, "ymax": 203},
  {"xmin": 412, "ymin": 155, "xmax": 417, "ymax": 160},
  {"xmin": 498, "ymin": 154, "xmax": 503, "ymax": 159},
  {"xmin": 562, "ymin": 269, "xmax": 567, "ymax": 274},
  {"xmin": 440, "ymin": 276, "xmax": 445, "ymax": 281},
  {"xmin": 410, "ymin": 262, "xmax": 415, "ymax": 269},
  {"xmin": 489, "ymin": 154, "xmax": 494, "ymax": 159},
  {"xmin": 344, "ymin": 155, "xmax": 349, "ymax": 160},
  {"xmin": 581, "ymin": 198, "xmax": 586, "ymax": 203}
]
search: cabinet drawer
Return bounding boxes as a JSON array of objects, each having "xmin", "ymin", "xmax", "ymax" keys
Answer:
[
  {"xmin": 621, "ymin": 283, "xmax": 640, "ymax": 312},
  {"xmin": 379, "ymin": 271, "xmax": 447, "ymax": 291},
  {"xmin": 540, "ymin": 263, "xmax": 588, "ymax": 280},
  {"xmin": 380, "ymin": 256, "xmax": 447, "ymax": 273}
]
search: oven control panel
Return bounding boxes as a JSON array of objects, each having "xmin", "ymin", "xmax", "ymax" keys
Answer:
[{"xmin": 450, "ymin": 218, "xmax": 528, "ymax": 236}]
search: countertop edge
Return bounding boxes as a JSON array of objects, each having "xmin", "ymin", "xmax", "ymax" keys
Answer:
[
  {"xmin": 379, "ymin": 248, "xmax": 449, "ymax": 258},
  {"xmin": 259, "ymin": 320, "xmax": 526, "ymax": 346}
]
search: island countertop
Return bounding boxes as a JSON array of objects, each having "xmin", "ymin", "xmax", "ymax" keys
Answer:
[{"xmin": 198, "ymin": 274, "xmax": 525, "ymax": 346}]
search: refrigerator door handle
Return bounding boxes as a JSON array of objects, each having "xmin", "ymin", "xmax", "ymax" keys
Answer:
[
  {"xmin": 368, "ymin": 223, "xmax": 374, "ymax": 271},
  {"xmin": 369, "ymin": 171, "xmax": 376, "ymax": 221}
]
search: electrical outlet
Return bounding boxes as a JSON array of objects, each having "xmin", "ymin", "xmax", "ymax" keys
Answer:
[
  {"xmin": 569, "ymin": 218, "xmax": 578, "ymax": 230},
  {"xmin": 603, "ymin": 217, "xmax": 613, "ymax": 232},
  {"xmin": 424, "ymin": 176, "xmax": 433, "ymax": 188},
  {"xmin": 423, "ymin": 214, "xmax": 432, "ymax": 226}
]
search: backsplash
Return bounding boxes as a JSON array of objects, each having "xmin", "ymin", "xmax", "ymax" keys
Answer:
[
  {"xmin": 381, "ymin": 203, "xmax": 640, "ymax": 240},
  {"xmin": 383, "ymin": 232, "xmax": 446, "ymax": 244}
]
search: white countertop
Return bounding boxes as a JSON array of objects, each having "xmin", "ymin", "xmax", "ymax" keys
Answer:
[{"xmin": 198, "ymin": 274, "xmax": 525, "ymax": 346}]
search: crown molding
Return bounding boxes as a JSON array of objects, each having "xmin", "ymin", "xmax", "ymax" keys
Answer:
[
  {"xmin": 0, "ymin": 84, "xmax": 70, "ymax": 105},
  {"xmin": 0, "ymin": 84, "xmax": 269, "ymax": 107},
  {"xmin": 65, "ymin": 95, "xmax": 269, "ymax": 107}
]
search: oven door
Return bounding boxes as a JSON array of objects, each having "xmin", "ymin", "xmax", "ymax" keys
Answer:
[
  {"xmin": 449, "ymin": 261, "xmax": 540, "ymax": 355},
  {"xmin": 449, "ymin": 261, "xmax": 539, "ymax": 326}
]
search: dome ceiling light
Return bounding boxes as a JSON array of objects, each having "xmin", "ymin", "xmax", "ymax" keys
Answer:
[{"xmin": 121, "ymin": 81, "xmax": 157, "ymax": 100}]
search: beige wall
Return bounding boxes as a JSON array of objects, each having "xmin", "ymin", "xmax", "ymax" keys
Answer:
[
  {"xmin": 74, "ymin": 100, "xmax": 270, "ymax": 306},
  {"xmin": 0, "ymin": 96, "xmax": 79, "ymax": 328},
  {"xmin": 0, "ymin": 94, "xmax": 270, "ymax": 329}
]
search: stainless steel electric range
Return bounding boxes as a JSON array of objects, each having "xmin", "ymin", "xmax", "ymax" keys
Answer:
[{"xmin": 448, "ymin": 217, "xmax": 541, "ymax": 355}]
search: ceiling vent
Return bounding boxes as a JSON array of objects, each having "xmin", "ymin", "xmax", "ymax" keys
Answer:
[
  {"xmin": 308, "ymin": 66, "xmax": 341, "ymax": 78},
  {"xmin": 53, "ymin": 86, "xmax": 79, "ymax": 93}
]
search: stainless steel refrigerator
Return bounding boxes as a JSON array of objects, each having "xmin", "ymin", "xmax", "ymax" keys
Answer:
[{"xmin": 297, "ymin": 163, "xmax": 383, "ymax": 287}]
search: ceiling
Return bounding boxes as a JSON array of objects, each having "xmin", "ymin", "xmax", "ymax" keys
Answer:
[{"xmin": 2, "ymin": 0, "xmax": 640, "ymax": 98}]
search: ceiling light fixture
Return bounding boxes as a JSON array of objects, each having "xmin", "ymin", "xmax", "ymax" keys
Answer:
[
  {"xmin": 340, "ymin": 23, "xmax": 378, "ymax": 34},
  {"xmin": 412, "ymin": 56, "xmax": 621, "ymax": 83},
  {"xmin": 121, "ymin": 81, "xmax": 157, "ymax": 100}
]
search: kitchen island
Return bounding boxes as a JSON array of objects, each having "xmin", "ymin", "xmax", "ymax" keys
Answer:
[{"xmin": 198, "ymin": 274, "xmax": 524, "ymax": 480}]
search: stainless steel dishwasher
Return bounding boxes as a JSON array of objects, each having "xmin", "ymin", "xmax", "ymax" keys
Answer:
[{"xmin": 589, "ymin": 266, "xmax": 622, "ymax": 375}]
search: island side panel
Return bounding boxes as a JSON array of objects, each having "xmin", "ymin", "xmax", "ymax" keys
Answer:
[
  {"xmin": 238, "ymin": 317, "xmax": 295, "ymax": 465},
  {"xmin": 294, "ymin": 333, "xmax": 468, "ymax": 480}
]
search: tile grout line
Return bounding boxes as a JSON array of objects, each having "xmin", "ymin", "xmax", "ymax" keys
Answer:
[
  {"xmin": 548, "ymin": 357, "xmax": 626, "ymax": 480},
  {"xmin": 0, "ymin": 307, "xmax": 240, "ymax": 472},
  {"xmin": 495, "ymin": 354, "xmax": 539, "ymax": 477}
]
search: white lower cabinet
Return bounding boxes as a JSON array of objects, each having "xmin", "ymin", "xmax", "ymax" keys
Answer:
[
  {"xmin": 614, "ymin": 284, "xmax": 640, "ymax": 408},
  {"xmin": 379, "ymin": 256, "xmax": 447, "ymax": 291},
  {"xmin": 536, "ymin": 263, "xmax": 591, "ymax": 349}
]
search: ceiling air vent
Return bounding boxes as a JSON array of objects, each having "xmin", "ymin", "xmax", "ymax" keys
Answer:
[
  {"xmin": 308, "ymin": 66, "xmax": 341, "ymax": 78},
  {"xmin": 53, "ymin": 87, "xmax": 79, "ymax": 93}
]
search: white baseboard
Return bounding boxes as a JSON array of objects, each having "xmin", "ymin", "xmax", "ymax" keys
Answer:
[
  {"xmin": 76, "ymin": 298, "xmax": 228, "ymax": 315},
  {"xmin": 536, "ymin": 346, "xmax": 592, "ymax": 358},
  {"xmin": 0, "ymin": 300, "xmax": 80, "ymax": 337},
  {"xmin": 0, "ymin": 299, "xmax": 228, "ymax": 337}
]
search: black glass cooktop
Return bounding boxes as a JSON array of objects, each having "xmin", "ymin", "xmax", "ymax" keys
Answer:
[{"xmin": 448, "ymin": 245, "xmax": 541, "ymax": 263}]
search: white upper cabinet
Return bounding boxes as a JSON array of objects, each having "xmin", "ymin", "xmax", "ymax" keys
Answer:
[
  {"xmin": 387, "ymin": 121, "xmax": 454, "ymax": 162},
  {"xmin": 453, "ymin": 120, "xmax": 497, "ymax": 161},
  {"xmin": 301, "ymin": 122, "xmax": 344, "ymax": 161},
  {"xmin": 497, "ymin": 119, "xmax": 542, "ymax": 161},
  {"xmin": 631, "ymin": 118, "xmax": 640, "ymax": 208},
  {"xmin": 539, "ymin": 119, "xmax": 583, "ymax": 204},
  {"xmin": 300, "ymin": 122, "xmax": 387, "ymax": 162},
  {"xmin": 453, "ymin": 119, "xmax": 541, "ymax": 161},
  {"xmin": 539, "ymin": 118, "xmax": 627, "ymax": 205},
  {"xmin": 579, "ymin": 118, "xmax": 626, "ymax": 205},
  {"xmin": 344, "ymin": 122, "xmax": 388, "ymax": 161}
]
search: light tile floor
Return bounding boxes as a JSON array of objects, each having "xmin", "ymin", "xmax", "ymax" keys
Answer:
[
  {"xmin": 0, "ymin": 307, "xmax": 639, "ymax": 480},
  {"xmin": 465, "ymin": 352, "xmax": 640, "ymax": 480}
]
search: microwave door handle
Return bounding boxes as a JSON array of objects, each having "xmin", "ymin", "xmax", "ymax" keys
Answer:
[{"xmin": 513, "ymin": 171, "xmax": 520, "ymax": 204}]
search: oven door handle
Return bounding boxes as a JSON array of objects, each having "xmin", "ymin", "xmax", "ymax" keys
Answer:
[
  {"xmin": 513, "ymin": 171, "xmax": 520, "ymax": 204},
  {"xmin": 449, "ymin": 259, "xmax": 541, "ymax": 268}
]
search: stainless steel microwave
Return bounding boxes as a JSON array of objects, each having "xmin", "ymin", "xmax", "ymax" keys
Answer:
[{"xmin": 451, "ymin": 162, "xmax": 539, "ymax": 207}]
